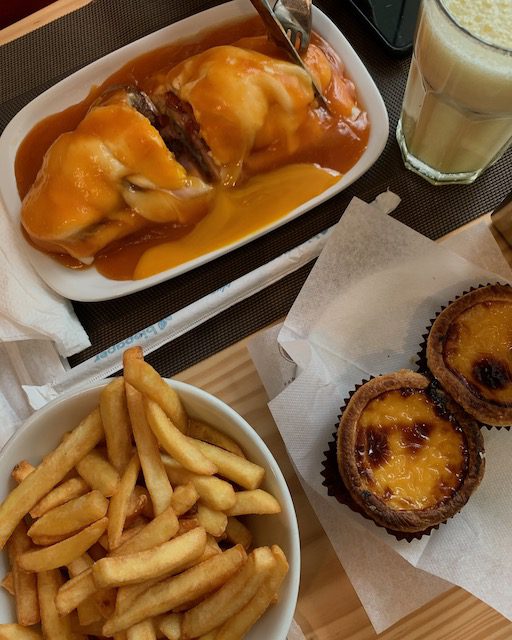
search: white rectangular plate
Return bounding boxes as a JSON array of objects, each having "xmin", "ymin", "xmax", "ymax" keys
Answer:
[{"xmin": 0, "ymin": 0, "xmax": 388, "ymax": 301}]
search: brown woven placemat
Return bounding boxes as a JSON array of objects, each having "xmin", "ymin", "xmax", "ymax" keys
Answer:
[{"xmin": 1, "ymin": 0, "xmax": 511, "ymax": 376}]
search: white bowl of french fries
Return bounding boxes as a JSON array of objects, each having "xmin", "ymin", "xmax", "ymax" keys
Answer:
[{"xmin": 0, "ymin": 347, "xmax": 299, "ymax": 640}]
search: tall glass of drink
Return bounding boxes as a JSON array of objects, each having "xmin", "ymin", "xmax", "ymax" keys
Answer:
[{"xmin": 396, "ymin": 0, "xmax": 512, "ymax": 185}]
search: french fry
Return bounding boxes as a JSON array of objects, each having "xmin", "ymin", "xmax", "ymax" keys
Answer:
[
  {"xmin": 71, "ymin": 618, "xmax": 106, "ymax": 637},
  {"xmin": 125, "ymin": 491, "xmax": 149, "ymax": 528},
  {"xmin": 170, "ymin": 483, "xmax": 199, "ymax": 516},
  {"xmin": 66, "ymin": 553, "xmax": 116, "ymax": 624},
  {"xmin": 127, "ymin": 620, "xmax": 157, "ymax": 640},
  {"xmin": 196, "ymin": 503, "xmax": 227, "ymax": 538},
  {"xmin": 55, "ymin": 568, "xmax": 96, "ymax": 616},
  {"xmin": 196, "ymin": 632, "xmax": 218, "ymax": 640},
  {"xmin": 123, "ymin": 494, "xmax": 149, "ymax": 529},
  {"xmin": 114, "ymin": 582, "xmax": 162, "ymax": 639},
  {"xmin": 28, "ymin": 490, "xmax": 108, "ymax": 539},
  {"xmin": 123, "ymin": 357, "xmax": 188, "ymax": 433},
  {"xmin": 93, "ymin": 527, "xmax": 207, "ymax": 589},
  {"xmin": 176, "ymin": 518, "xmax": 200, "ymax": 536},
  {"xmin": 111, "ymin": 506, "xmax": 179, "ymax": 556},
  {"xmin": 178, "ymin": 533, "xmax": 230, "ymax": 574},
  {"xmin": 225, "ymin": 490, "xmax": 281, "ymax": 516},
  {"xmin": 102, "ymin": 545, "xmax": 247, "ymax": 635},
  {"xmin": 27, "ymin": 533, "xmax": 71, "ymax": 546},
  {"xmin": 214, "ymin": 545, "xmax": 289, "ymax": 640},
  {"xmin": 126, "ymin": 382, "xmax": 173, "ymax": 516},
  {"xmin": 76, "ymin": 591, "xmax": 102, "ymax": 627},
  {"xmin": 38, "ymin": 569, "xmax": 75, "ymax": 640},
  {"xmin": 0, "ymin": 624, "xmax": 43, "ymax": 639},
  {"xmin": 0, "ymin": 572, "xmax": 14, "ymax": 596},
  {"xmin": 67, "ymin": 557, "xmax": 116, "ymax": 620},
  {"xmin": 130, "ymin": 514, "xmax": 151, "ymax": 528},
  {"xmin": 11, "ymin": 460, "xmax": 35, "ymax": 483},
  {"xmin": 6, "ymin": 521, "xmax": 40, "ymax": 626},
  {"xmin": 100, "ymin": 376, "xmax": 133, "ymax": 473},
  {"xmin": 76, "ymin": 449, "xmax": 120, "ymax": 497},
  {"xmin": 158, "ymin": 613, "xmax": 182, "ymax": 640},
  {"xmin": 94, "ymin": 585, "xmax": 117, "ymax": 619},
  {"xmin": 145, "ymin": 400, "xmax": 216, "ymax": 476},
  {"xmin": 152, "ymin": 615, "xmax": 168, "ymax": 637},
  {"xmin": 123, "ymin": 346, "xmax": 144, "ymax": 362},
  {"xmin": 188, "ymin": 439, "xmax": 265, "ymax": 490},
  {"xmin": 225, "ymin": 517, "xmax": 252, "ymax": 550},
  {"xmin": 67, "ymin": 552, "xmax": 94, "ymax": 574},
  {"xmin": 101, "ymin": 520, "xmax": 147, "ymax": 552},
  {"xmin": 108, "ymin": 454, "xmax": 141, "ymax": 550},
  {"xmin": 66, "ymin": 552, "xmax": 115, "ymax": 622},
  {"xmin": 130, "ymin": 486, "xmax": 154, "ymax": 520},
  {"xmin": 116, "ymin": 579, "xmax": 160, "ymax": 614},
  {"xmin": 187, "ymin": 419, "xmax": 245, "ymax": 458},
  {"xmin": 162, "ymin": 456, "xmax": 235, "ymax": 511},
  {"xmin": 0, "ymin": 408, "xmax": 103, "ymax": 549},
  {"xmin": 182, "ymin": 546, "xmax": 275, "ymax": 638},
  {"xmin": 30, "ymin": 477, "xmax": 90, "ymax": 518},
  {"xmin": 205, "ymin": 534, "xmax": 222, "ymax": 555},
  {"xmin": 18, "ymin": 517, "xmax": 108, "ymax": 572}
]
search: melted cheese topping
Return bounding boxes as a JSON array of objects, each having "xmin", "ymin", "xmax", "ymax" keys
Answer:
[
  {"xmin": 21, "ymin": 102, "xmax": 211, "ymax": 261},
  {"xmin": 134, "ymin": 163, "xmax": 339, "ymax": 279},
  {"xmin": 355, "ymin": 390, "xmax": 467, "ymax": 510},
  {"xmin": 444, "ymin": 301, "xmax": 512, "ymax": 405},
  {"xmin": 151, "ymin": 42, "xmax": 334, "ymax": 184}
]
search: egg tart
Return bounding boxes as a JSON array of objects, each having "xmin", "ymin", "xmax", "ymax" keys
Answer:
[
  {"xmin": 427, "ymin": 284, "xmax": 512, "ymax": 427},
  {"xmin": 337, "ymin": 370, "xmax": 485, "ymax": 533}
]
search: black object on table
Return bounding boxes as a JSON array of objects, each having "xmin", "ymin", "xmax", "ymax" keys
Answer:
[{"xmin": 1, "ymin": 0, "xmax": 511, "ymax": 377}]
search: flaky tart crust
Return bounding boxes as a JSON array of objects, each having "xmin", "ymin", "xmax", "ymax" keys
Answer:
[
  {"xmin": 427, "ymin": 284, "xmax": 512, "ymax": 427},
  {"xmin": 336, "ymin": 370, "xmax": 485, "ymax": 533}
]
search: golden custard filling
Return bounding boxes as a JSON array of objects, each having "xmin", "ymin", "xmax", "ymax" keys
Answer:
[
  {"xmin": 444, "ymin": 301, "xmax": 512, "ymax": 406},
  {"xmin": 355, "ymin": 389, "xmax": 468, "ymax": 510}
]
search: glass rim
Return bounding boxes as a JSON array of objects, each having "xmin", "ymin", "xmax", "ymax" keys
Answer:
[{"xmin": 436, "ymin": 0, "xmax": 512, "ymax": 56}]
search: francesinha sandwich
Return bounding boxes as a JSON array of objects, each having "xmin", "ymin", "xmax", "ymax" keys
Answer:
[
  {"xmin": 20, "ymin": 34, "xmax": 367, "ymax": 271},
  {"xmin": 20, "ymin": 88, "xmax": 212, "ymax": 264},
  {"xmin": 147, "ymin": 38, "xmax": 334, "ymax": 185}
]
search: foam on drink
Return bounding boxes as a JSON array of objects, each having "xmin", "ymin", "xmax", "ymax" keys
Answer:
[{"xmin": 444, "ymin": 0, "xmax": 512, "ymax": 50}]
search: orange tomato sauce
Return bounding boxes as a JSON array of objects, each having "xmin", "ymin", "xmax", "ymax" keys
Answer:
[{"xmin": 15, "ymin": 16, "xmax": 370, "ymax": 281}]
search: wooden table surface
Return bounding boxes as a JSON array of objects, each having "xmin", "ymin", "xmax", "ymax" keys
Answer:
[{"xmin": 1, "ymin": 2, "xmax": 512, "ymax": 638}]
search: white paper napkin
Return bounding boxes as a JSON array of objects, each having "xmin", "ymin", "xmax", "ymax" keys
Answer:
[
  {"xmin": 0, "ymin": 197, "xmax": 90, "ymax": 357},
  {"xmin": 248, "ymin": 197, "xmax": 512, "ymax": 632},
  {"xmin": 0, "ymin": 340, "xmax": 68, "ymax": 449}
]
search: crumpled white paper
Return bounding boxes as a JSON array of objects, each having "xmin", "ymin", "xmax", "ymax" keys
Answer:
[
  {"xmin": 0, "ymin": 340, "xmax": 68, "ymax": 449},
  {"xmin": 248, "ymin": 196, "xmax": 512, "ymax": 633},
  {"xmin": 0, "ymin": 197, "xmax": 90, "ymax": 357}
]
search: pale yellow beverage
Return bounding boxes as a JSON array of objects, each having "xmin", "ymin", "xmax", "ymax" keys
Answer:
[{"xmin": 397, "ymin": 0, "xmax": 512, "ymax": 184}]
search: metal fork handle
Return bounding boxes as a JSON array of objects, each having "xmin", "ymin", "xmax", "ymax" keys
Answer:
[
  {"xmin": 273, "ymin": 0, "xmax": 312, "ymax": 29},
  {"xmin": 249, "ymin": 0, "xmax": 329, "ymax": 109},
  {"xmin": 273, "ymin": 0, "xmax": 312, "ymax": 54}
]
